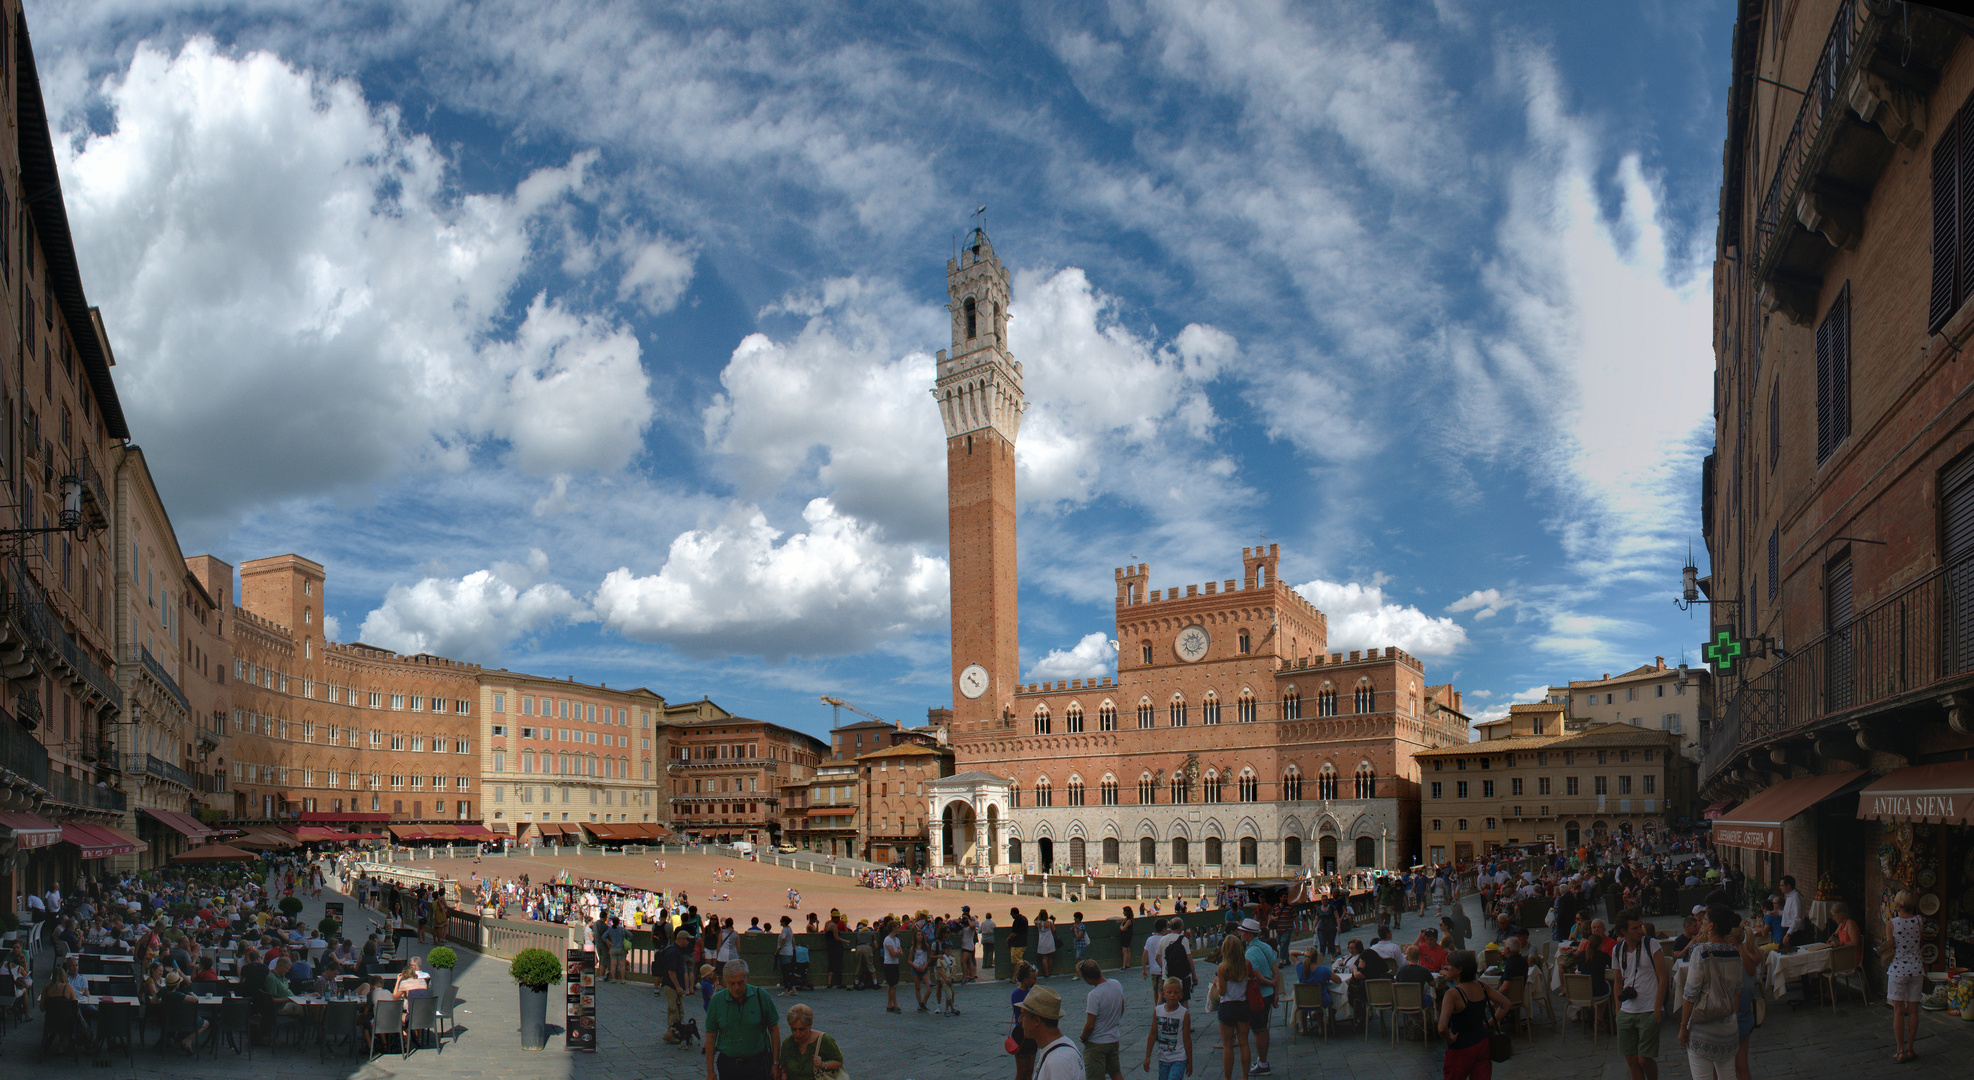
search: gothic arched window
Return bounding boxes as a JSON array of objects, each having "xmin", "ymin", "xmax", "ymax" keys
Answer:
[
  {"xmin": 1356, "ymin": 763, "xmax": 1376, "ymax": 799},
  {"xmin": 1138, "ymin": 772, "xmax": 1157, "ymax": 804},
  {"xmin": 964, "ymin": 296, "xmax": 977, "ymax": 339},
  {"xmin": 1034, "ymin": 776, "xmax": 1052, "ymax": 807},
  {"xmin": 1169, "ymin": 695, "xmax": 1188, "ymax": 727},
  {"xmin": 1098, "ymin": 702, "xmax": 1118, "ymax": 731},
  {"xmin": 1067, "ymin": 776, "xmax": 1085, "ymax": 806},
  {"xmin": 1238, "ymin": 690, "xmax": 1258, "ymax": 723},
  {"xmin": 1355, "ymin": 681, "xmax": 1375, "ymax": 713},
  {"xmin": 1318, "ymin": 763, "xmax": 1339, "ymax": 800},
  {"xmin": 1137, "ymin": 699, "xmax": 1155, "ymax": 729},
  {"xmin": 1205, "ymin": 836, "xmax": 1224, "ymax": 863},
  {"xmin": 1033, "ymin": 705, "xmax": 1051, "ymax": 735},
  {"xmin": 1282, "ymin": 687, "xmax": 1301, "ymax": 720},
  {"xmin": 1202, "ymin": 691, "xmax": 1221, "ymax": 725},
  {"xmin": 1101, "ymin": 775, "xmax": 1119, "ymax": 806},
  {"xmin": 1065, "ymin": 703, "xmax": 1084, "ymax": 733},
  {"xmin": 1282, "ymin": 767, "xmax": 1303, "ymax": 801},
  {"xmin": 1318, "ymin": 684, "xmax": 1338, "ymax": 716},
  {"xmin": 1238, "ymin": 769, "xmax": 1260, "ymax": 802}
]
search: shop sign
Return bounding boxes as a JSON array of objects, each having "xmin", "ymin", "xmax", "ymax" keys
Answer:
[
  {"xmin": 1711, "ymin": 823, "xmax": 1780, "ymax": 852},
  {"xmin": 1866, "ymin": 793, "xmax": 1957, "ymax": 822}
]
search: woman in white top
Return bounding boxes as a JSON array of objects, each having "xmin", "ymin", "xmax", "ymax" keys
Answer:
[
  {"xmin": 1208, "ymin": 936, "xmax": 1253, "ymax": 1080},
  {"xmin": 1034, "ymin": 910, "xmax": 1057, "ymax": 978},
  {"xmin": 1884, "ymin": 891, "xmax": 1924, "ymax": 1063},
  {"xmin": 776, "ymin": 916, "xmax": 798, "ymax": 996},
  {"xmin": 392, "ymin": 956, "xmax": 430, "ymax": 1000}
]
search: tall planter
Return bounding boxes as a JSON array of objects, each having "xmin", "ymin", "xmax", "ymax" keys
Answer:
[{"xmin": 517, "ymin": 985, "xmax": 549, "ymax": 1049}]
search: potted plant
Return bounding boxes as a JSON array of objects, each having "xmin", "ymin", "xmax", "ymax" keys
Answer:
[
  {"xmin": 427, "ymin": 945, "xmax": 457, "ymax": 997},
  {"xmin": 510, "ymin": 947, "xmax": 562, "ymax": 1049},
  {"xmin": 319, "ymin": 915, "xmax": 342, "ymax": 939},
  {"xmin": 279, "ymin": 896, "xmax": 305, "ymax": 918}
]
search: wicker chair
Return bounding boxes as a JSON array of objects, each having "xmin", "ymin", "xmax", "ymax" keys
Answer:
[
  {"xmin": 1562, "ymin": 972, "xmax": 1613, "ymax": 1045},
  {"xmin": 1389, "ymin": 980, "xmax": 1429, "ymax": 1046},
  {"xmin": 1361, "ymin": 979, "xmax": 1396, "ymax": 1041}
]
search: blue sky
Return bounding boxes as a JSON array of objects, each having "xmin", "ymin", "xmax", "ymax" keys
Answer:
[{"xmin": 32, "ymin": 0, "xmax": 1728, "ymax": 737}]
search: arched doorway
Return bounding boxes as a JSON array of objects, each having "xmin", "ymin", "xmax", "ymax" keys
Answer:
[
  {"xmin": 1319, "ymin": 836, "xmax": 1338, "ymax": 874},
  {"xmin": 1283, "ymin": 836, "xmax": 1303, "ymax": 866},
  {"xmin": 1564, "ymin": 821, "xmax": 1581, "ymax": 847},
  {"xmin": 1008, "ymin": 837, "xmax": 1022, "ymax": 866},
  {"xmin": 1037, "ymin": 837, "xmax": 1054, "ymax": 872},
  {"xmin": 1139, "ymin": 836, "xmax": 1157, "ymax": 867},
  {"xmin": 1171, "ymin": 837, "xmax": 1189, "ymax": 865},
  {"xmin": 941, "ymin": 801, "xmax": 978, "ymax": 867},
  {"xmin": 1068, "ymin": 836, "xmax": 1086, "ymax": 870},
  {"xmin": 1354, "ymin": 836, "xmax": 1376, "ymax": 869},
  {"xmin": 1205, "ymin": 837, "xmax": 1223, "ymax": 864},
  {"xmin": 1239, "ymin": 837, "xmax": 1258, "ymax": 865}
]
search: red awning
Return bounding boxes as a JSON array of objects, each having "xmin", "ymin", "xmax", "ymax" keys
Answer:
[
  {"xmin": 62, "ymin": 823, "xmax": 145, "ymax": 859},
  {"xmin": 298, "ymin": 811, "xmax": 392, "ymax": 823},
  {"xmin": 454, "ymin": 824, "xmax": 498, "ymax": 839},
  {"xmin": 0, "ymin": 811, "xmax": 62, "ymax": 849},
  {"xmin": 1712, "ymin": 770, "xmax": 1866, "ymax": 852},
  {"xmin": 583, "ymin": 823, "xmax": 635, "ymax": 841},
  {"xmin": 388, "ymin": 824, "xmax": 431, "ymax": 840},
  {"xmin": 1856, "ymin": 761, "xmax": 1974, "ymax": 825},
  {"xmin": 1702, "ymin": 800, "xmax": 1736, "ymax": 821},
  {"xmin": 140, "ymin": 807, "xmax": 213, "ymax": 843},
  {"xmin": 289, "ymin": 826, "xmax": 350, "ymax": 842}
]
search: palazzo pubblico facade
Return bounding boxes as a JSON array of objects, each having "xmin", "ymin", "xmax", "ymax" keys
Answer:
[{"xmin": 926, "ymin": 230, "xmax": 1471, "ymax": 879}]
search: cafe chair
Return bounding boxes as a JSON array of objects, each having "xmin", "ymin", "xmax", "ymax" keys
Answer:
[
  {"xmin": 371, "ymin": 998, "xmax": 405, "ymax": 1060},
  {"xmin": 0, "ymin": 973, "xmax": 17, "ymax": 1030},
  {"xmin": 406, "ymin": 993, "xmax": 441, "ymax": 1054},
  {"xmin": 1818, "ymin": 944, "xmax": 1869, "ymax": 1008},
  {"xmin": 40, "ymin": 996, "xmax": 83, "ymax": 1063},
  {"xmin": 1389, "ymin": 981, "xmax": 1429, "ymax": 1047},
  {"xmin": 95, "ymin": 1000, "xmax": 138, "ymax": 1064},
  {"xmin": 214, "ymin": 996, "xmax": 255, "ymax": 1059},
  {"xmin": 317, "ymin": 1000, "xmax": 362, "ymax": 1061},
  {"xmin": 435, "ymin": 984, "xmax": 459, "ymax": 1044},
  {"xmin": 159, "ymin": 996, "xmax": 201, "ymax": 1056},
  {"xmin": 1502, "ymin": 977, "xmax": 1535, "ymax": 1041},
  {"xmin": 1291, "ymin": 983, "xmax": 1327, "ymax": 1039},
  {"xmin": 1361, "ymin": 979, "xmax": 1396, "ymax": 1041},
  {"xmin": 1562, "ymin": 973, "xmax": 1613, "ymax": 1046}
]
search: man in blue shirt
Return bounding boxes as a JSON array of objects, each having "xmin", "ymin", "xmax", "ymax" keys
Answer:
[{"xmin": 1238, "ymin": 918, "xmax": 1278, "ymax": 1075}]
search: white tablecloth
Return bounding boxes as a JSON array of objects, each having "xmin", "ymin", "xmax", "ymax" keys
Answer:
[{"xmin": 1761, "ymin": 944, "xmax": 1831, "ymax": 999}]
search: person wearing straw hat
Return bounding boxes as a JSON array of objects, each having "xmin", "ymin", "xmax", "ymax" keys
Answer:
[
  {"xmin": 1237, "ymin": 917, "xmax": 1279, "ymax": 1075},
  {"xmin": 1016, "ymin": 984, "xmax": 1081, "ymax": 1080}
]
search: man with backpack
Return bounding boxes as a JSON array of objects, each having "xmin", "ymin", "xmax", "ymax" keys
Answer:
[
  {"xmin": 1161, "ymin": 918, "xmax": 1195, "ymax": 1001},
  {"xmin": 705, "ymin": 959, "xmax": 781, "ymax": 1080},
  {"xmin": 1613, "ymin": 910, "xmax": 1668, "ymax": 1080}
]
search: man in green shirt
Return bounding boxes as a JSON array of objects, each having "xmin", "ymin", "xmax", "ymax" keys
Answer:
[
  {"xmin": 705, "ymin": 959, "xmax": 781, "ymax": 1080},
  {"xmin": 265, "ymin": 957, "xmax": 303, "ymax": 1016}
]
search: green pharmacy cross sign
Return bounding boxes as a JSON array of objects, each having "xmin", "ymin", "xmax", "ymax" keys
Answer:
[{"xmin": 1705, "ymin": 629, "xmax": 1744, "ymax": 674}]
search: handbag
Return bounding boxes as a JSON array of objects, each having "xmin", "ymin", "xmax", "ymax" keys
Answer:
[
  {"xmin": 812, "ymin": 1031, "xmax": 851, "ymax": 1080},
  {"xmin": 1244, "ymin": 967, "xmax": 1266, "ymax": 1013}
]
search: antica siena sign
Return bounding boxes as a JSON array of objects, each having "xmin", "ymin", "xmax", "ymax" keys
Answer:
[{"xmin": 1870, "ymin": 794, "xmax": 1957, "ymax": 821}]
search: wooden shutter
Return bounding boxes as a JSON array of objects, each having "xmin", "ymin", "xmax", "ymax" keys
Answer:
[
  {"xmin": 1826, "ymin": 553, "xmax": 1855, "ymax": 712},
  {"xmin": 1769, "ymin": 379, "xmax": 1780, "ymax": 470},
  {"xmin": 1816, "ymin": 285, "xmax": 1850, "ymax": 464},
  {"xmin": 1962, "ymin": 102, "xmax": 1974, "ymax": 316},
  {"xmin": 1768, "ymin": 527, "xmax": 1779, "ymax": 600},
  {"xmin": 1942, "ymin": 450, "xmax": 1974, "ymax": 672},
  {"xmin": 1934, "ymin": 115, "xmax": 1961, "ymax": 332}
]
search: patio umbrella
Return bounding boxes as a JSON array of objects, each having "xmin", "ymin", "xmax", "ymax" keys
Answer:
[{"xmin": 171, "ymin": 843, "xmax": 257, "ymax": 863}]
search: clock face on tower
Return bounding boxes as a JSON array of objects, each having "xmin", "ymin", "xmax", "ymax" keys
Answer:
[
  {"xmin": 959, "ymin": 664, "xmax": 990, "ymax": 699},
  {"xmin": 1175, "ymin": 626, "xmax": 1210, "ymax": 663}
]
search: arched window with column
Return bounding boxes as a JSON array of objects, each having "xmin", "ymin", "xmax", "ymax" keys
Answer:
[
  {"xmin": 1034, "ymin": 776, "xmax": 1052, "ymax": 807},
  {"xmin": 1101, "ymin": 774, "xmax": 1119, "ymax": 805},
  {"xmin": 1066, "ymin": 703, "xmax": 1084, "ymax": 733},
  {"xmin": 1169, "ymin": 694, "xmax": 1188, "ymax": 727},
  {"xmin": 1203, "ymin": 769, "xmax": 1222, "ymax": 803},
  {"xmin": 1318, "ymin": 683, "xmax": 1338, "ymax": 716},
  {"xmin": 1099, "ymin": 701, "xmax": 1117, "ymax": 731},
  {"xmin": 1355, "ymin": 680, "xmax": 1375, "ymax": 713},
  {"xmin": 1282, "ymin": 686, "xmax": 1301, "ymax": 719},
  {"xmin": 1202, "ymin": 691, "xmax": 1221, "ymax": 725},
  {"xmin": 1355, "ymin": 763, "xmax": 1376, "ymax": 799},
  {"xmin": 1282, "ymin": 766, "xmax": 1303, "ymax": 801},
  {"xmin": 1033, "ymin": 705, "xmax": 1051, "ymax": 735},
  {"xmin": 1238, "ymin": 769, "xmax": 1259, "ymax": 802},
  {"xmin": 1318, "ymin": 763, "xmax": 1338, "ymax": 800},
  {"xmin": 1067, "ymin": 775, "xmax": 1085, "ymax": 806},
  {"xmin": 1169, "ymin": 772, "xmax": 1188, "ymax": 803},
  {"xmin": 1138, "ymin": 772, "xmax": 1157, "ymax": 804},
  {"xmin": 1137, "ymin": 698, "xmax": 1155, "ymax": 728},
  {"xmin": 1237, "ymin": 690, "xmax": 1258, "ymax": 723}
]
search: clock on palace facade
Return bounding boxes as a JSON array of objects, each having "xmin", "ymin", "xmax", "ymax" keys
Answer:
[
  {"xmin": 959, "ymin": 663, "xmax": 990, "ymax": 699},
  {"xmin": 1175, "ymin": 625, "xmax": 1210, "ymax": 663}
]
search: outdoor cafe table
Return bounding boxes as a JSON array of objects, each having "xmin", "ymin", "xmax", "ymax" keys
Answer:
[{"xmin": 1760, "ymin": 942, "xmax": 1832, "ymax": 999}]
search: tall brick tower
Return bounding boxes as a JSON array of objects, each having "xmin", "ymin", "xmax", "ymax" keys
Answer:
[{"xmin": 935, "ymin": 228, "xmax": 1025, "ymax": 734}]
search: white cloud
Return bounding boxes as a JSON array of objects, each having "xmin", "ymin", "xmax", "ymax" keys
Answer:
[
  {"xmin": 593, "ymin": 498, "xmax": 948, "ymax": 660},
  {"xmin": 616, "ymin": 233, "xmax": 697, "ymax": 315},
  {"xmin": 1446, "ymin": 588, "xmax": 1513, "ymax": 620},
  {"xmin": 57, "ymin": 39, "xmax": 660, "ymax": 529},
  {"xmin": 320, "ymin": 615, "xmax": 342, "ymax": 643},
  {"xmin": 1471, "ymin": 683, "xmax": 1557, "ymax": 724},
  {"xmin": 1293, "ymin": 578, "xmax": 1468, "ymax": 658},
  {"xmin": 1028, "ymin": 633, "xmax": 1118, "ymax": 682},
  {"xmin": 357, "ymin": 549, "xmax": 592, "ymax": 660}
]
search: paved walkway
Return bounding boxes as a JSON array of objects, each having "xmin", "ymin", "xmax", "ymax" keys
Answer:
[{"xmin": 12, "ymin": 874, "xmax": 1971, "ymax": 1079}]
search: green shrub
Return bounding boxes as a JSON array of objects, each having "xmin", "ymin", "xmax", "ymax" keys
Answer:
[
  {"xmin": 319, "ymin": 916, "xmax": 342, "ymax": 938},
  {"xmin": 279, "ymin": 897, "xmax": 305, "ymax": 917},
  {"xmin": 427, "ymin": 945, "xmax": 457, "ymax": 969},
  {"xmin": 0, "ymin": 910, "xmax": 19, "ymax": 933},
  {"xmin": 169, "ymin": 901, "xmax": 197, "ymax": 918},
  {"xmin": 509, "ymin": 947, "xmax": 562, "ymax": 989}
]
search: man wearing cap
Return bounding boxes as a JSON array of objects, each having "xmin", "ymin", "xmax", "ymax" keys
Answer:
[
  {"xmin": 1016, "ymin": 985, "xmax": 1082, "ymax": 1080},
  {"xmin": 1238, "ymin": 918, "xmax": 1279, "ymax": 1075}
]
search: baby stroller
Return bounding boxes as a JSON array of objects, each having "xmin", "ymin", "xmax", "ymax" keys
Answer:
[{"xmin": 781, "ymin": 945, "xmax": 813, "ymax": 992}]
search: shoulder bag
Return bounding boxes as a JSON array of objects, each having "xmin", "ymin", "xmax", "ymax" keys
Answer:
[
  {"xmin": 1687, "ymin": 952, "xmax": 1738, "ymax": 1025},
  {"xmin": 1486, "ymin": 997, "xmax": 1513, "ymax": 1063},
  {"xmin": 812, "ymin": 1031, "xmax": 851, "ymax": 1080}
]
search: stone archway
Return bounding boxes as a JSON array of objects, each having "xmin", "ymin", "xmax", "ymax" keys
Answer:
[
  {"xmin": 1319, "ymin": 835, "xmax": 1338, "ymax": 874},
  {"xmin": 1037, "ymin": 837, "xmax": 1055, "ymax": 871},
  {"xmin": 941, "ymin": 801, "xmax": 978, "ymax": 867}
]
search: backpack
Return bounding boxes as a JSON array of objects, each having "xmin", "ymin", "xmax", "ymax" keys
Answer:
[
  {"xmin": 1688, "ymin": 950, "xmax": 1738, "ymax": 1024},
  {"xmin": 1164, "ymin": 935, "xmax": 1194, "ymax": 982}
]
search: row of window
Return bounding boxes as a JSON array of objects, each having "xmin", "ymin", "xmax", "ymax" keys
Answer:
[
  {"xmin": 231, "ymin": 762, "xmax": 472, "ymax": 791},
  {"xmin": 1033, "ymin": 685, "xmax": 1382, "ymax": 734},
  {"xmin": 489, "ymin": 751, "xmax": 641, "ymax": 779},
  {"xmin": 1433, "ymin": 747, "xmax": 1656, "ymax": 770},
  {"xmin": 1006, "ymin": 834, "xmax": 1370, "ymax": 868},
  {"xmin": 229, "ymin": 710, "xmax": 473, "ymax": 753},
  {"xmin": 1582, "ymin": 683, "xmax": 1686, "ymax": 707},
  {"xmin": 233, "ymin": 661, "xmax": 475, "ymax": 714},
  {"xmin": 491, "ymin": 693, "xmax": 646, "ymax": 726},
  {"xmin": 1012, "ymin": 766, "xmax": 1376, "ymax": 807},
  {"xmin": 491, "ymin": 725, "xmax": 634, "ymax": 748},
  {"xmin": 490, "ymin": 785, "xmax": 647, "ymax": 806},
  {"xmin": 1430, "ymin": 774, "xmax": 1657, "ymax": 798}
]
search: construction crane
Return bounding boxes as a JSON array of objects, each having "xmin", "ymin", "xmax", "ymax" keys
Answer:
[{"xmin": 820, "ymin": 695, "xmax": 895, "ymax": 728}]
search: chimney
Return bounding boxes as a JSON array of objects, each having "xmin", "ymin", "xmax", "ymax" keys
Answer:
[
  {"xmin": 1602, "ymin": 673, "xmax": 1610, "ymax": 681},
  {"xmin": 1655, "ymin": 656, "xmax": 1666, "ymax": 669}
]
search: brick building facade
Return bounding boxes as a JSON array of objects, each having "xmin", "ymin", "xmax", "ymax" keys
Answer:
[
  {"xmin": 665, "ymin": 698, "xmax": 827, "ymax": 845},
  {"xmin": 479, "ymin": 672, "xmax": 668, "ymax": 840},
  {"xmin": 929, "ymin": 231, "xmax": 1470, "ymax": 878}
]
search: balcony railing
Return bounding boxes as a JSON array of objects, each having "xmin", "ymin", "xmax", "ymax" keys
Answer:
[
  {"xmin": 1756, "ymin": 0, "xmax": 1859, "ymax": 247},
  {"xmin": 135, "ymin": 645, "xmax": 190, "ymax": 713},
  {"xmin": 130, "ymin": 753, "xmax": 193, "ymax": 790},
  {"xmin": 4, "ymin": 564, "xmax": 122, "ymax": 710},
  {"xmin": 0, "ymin": 708, "xmax": 50, "ymax": 789},
  {"xmin": 1708, "ymin": 552, "xmax": 1974, "ymax": 783},
  {"xmin": 46, "ymin": 770, "xmax": 125, "ymax": 812}
]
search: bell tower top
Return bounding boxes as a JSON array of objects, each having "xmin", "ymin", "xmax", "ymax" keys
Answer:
[{"xmin": 935, "ymin": 228, "xmax": 1024, "ymax": 443}]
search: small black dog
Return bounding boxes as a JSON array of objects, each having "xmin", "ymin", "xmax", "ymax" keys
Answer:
[{"xmin": 668, "ymin": 1017, "xmax": 700, "ymax": 1048}]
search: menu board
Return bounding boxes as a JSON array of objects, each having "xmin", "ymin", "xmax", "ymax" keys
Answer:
[
  {"xmin": 325, "ymin": 901, "xmax": 345, "ymax": 924},
  {"xmin": 565, "ymin": 948, "xmax": 596, "ymax": 1051}
]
